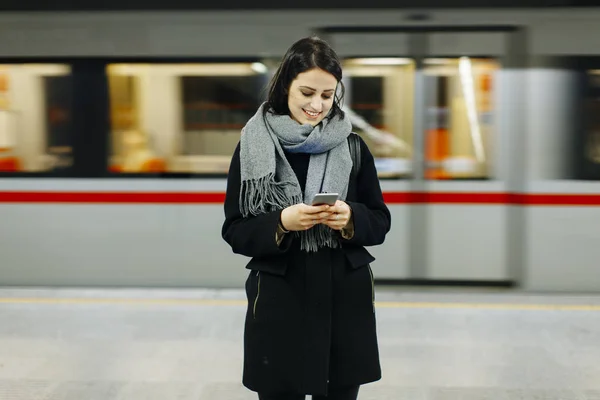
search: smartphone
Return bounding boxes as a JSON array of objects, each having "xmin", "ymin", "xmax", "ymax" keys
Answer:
[{"xmin": 311, "ymin": 192, "xmax": 339, "ymax": 206}]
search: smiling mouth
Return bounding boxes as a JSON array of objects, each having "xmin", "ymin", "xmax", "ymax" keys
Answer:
[{"xmin": 303, "ymin": 109, "xmax": 321, "ymax": 119}]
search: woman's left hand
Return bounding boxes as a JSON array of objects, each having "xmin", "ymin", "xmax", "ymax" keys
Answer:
[{"xmin": 321, "ymin": 200, "xmax": 352, "ymax": 231}]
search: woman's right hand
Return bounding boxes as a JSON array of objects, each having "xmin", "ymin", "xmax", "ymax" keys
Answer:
[{"xmin": 280, "ymin": 203, "xmax": 333, "ymax": 231}]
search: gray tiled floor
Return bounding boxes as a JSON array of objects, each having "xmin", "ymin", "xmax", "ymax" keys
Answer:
[{"xmin": 1, "ymin": 287, "xmax": 600, "ymax": 399}]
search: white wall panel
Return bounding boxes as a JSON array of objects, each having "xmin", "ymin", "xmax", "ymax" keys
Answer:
[
  {"xmin": 367, "ymin": 205, "xmax": 411, "ymax": 280},
  {"xmin": 426, "ymin": 205, "xmax": 508, "ymax": 280},
  {"xmin": 531, "ymin": 20, "xmax": 600, "ymax": 55},
  {"xmin": 526, "ymin": 69, "xmax": 577, "ymax": 180},
  {"xmin": 0, "ymin": 19, "xmax": 308, "ymax": 57},
  {"xmin": 330, "ymin": 33, "xmax": 411, "ymax": 57},
  {"xmin": 525, "ymin": 207, "xmax": 600, "ymax": 292},
  {"xmin": 0, "ymin": 203, "xmax": 244, "ymax": 287},
  {"xmin": 429, "ymin": 32, "xmax": 506, "ymax": 56}
]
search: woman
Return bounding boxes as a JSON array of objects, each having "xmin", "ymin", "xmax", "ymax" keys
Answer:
[{"xmin": 222, "ymin": 36, "xmax": 391, "ymax": 400}]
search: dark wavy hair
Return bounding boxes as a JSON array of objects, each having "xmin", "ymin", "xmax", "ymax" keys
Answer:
[{"xmin": 264, "ymin": 36, "xmax": 346, "ymax": 120}]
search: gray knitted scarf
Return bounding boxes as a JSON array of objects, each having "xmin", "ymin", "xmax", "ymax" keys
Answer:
[{"xmin": 239, "ymin": 102, "xmax": 353, "ymax": 252}]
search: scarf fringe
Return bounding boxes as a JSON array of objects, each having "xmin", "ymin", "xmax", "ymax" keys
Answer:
[
  {"xmin": 240, "ymin": 173, "xmax": 340, "ymax": 253},
  {"xmin": 240, "ymin": 173, "xmax": 300, "ymax": 217},
  {"xmin": 301, "ymin": 223, "xmax": 340, "ymax": 253}
]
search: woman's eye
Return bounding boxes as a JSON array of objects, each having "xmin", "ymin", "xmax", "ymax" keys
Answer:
[
  {"xmin": 322, "ymin": 96, "xmax": 332, "ymax": 100},
  {"xmin": 301, "ymin": 92, "xmax": 312, "ymax": 97}
]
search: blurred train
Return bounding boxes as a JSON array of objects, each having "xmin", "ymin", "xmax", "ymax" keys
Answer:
[{"xmin": 1, "ymin": 8, "xmax": 600, "ymax": 292}]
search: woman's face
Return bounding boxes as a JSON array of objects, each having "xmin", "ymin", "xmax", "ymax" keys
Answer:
[{"xmin": 287, "ymin": 67, "xmax": 338, "ymax": 126}]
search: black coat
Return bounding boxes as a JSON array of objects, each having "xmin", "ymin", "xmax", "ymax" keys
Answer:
[{"xmin": 222, "ymin": 135, "xmax": 391, "ymax": 396}]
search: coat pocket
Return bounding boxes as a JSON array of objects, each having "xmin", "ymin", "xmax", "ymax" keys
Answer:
[
  {"xmin": 245, "ymin": 255, "xmax": 288, "ymax": 276},
  {"xmin": 343, "ymin": 246, "xmax": 376, "ymax": 269}
]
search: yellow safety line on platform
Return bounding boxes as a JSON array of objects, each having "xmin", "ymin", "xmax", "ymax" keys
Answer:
[
  {"xmin": 0, "ymin": 298, "xmax": 246, "ymax": 306},
  {"xmin": 0, "ymin": 297, "xmax": 599, "ymax": 310},
  {"xmin": 375, "ymin": 302, "xmax": 600, "ymax": 311}
]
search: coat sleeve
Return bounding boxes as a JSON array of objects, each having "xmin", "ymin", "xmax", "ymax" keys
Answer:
[
  {"xmin": 221, "ymin": 142, "xmax": 294, "ymax": 259},
  {"xmin": 343, "ymin": 137, "xmax": 391, "ymax": 247}
]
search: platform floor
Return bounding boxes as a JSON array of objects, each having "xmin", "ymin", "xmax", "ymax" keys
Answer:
[{"xmin": 1, "ymin": 286, "xmax": 600, "ymax": 399}]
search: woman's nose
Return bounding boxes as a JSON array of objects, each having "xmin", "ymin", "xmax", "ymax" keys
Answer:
[{"xmin": 310, "ymin": 97, "xmax": 322, "ymax": 111}]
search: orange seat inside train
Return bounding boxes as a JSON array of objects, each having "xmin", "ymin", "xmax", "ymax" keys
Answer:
[
  {"xmin": 141, "ymin": 158, "xmax": 166, "ymax": 173},
  {"xmin": 0, "ymin": 156, "xmax": 21, "ymax": 172},
  {"xmin": 109, "ymin": 158, "xmax": 166, "ymax": 173}
]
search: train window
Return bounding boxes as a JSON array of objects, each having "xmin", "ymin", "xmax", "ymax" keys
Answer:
[
  {"xmin": 343, "ymin": 58, "xmax": 415, "ymax": 178},
  {"xmin": 106, "ymin": 63, "xmax": 267, "ymax": 175},
  {"xmin": 423, "ymin": 57, "xmax": 498, "ymax": 180},
  {"xmin": 0, "ymin": 64, "xmax": 73, "ymax": 173},
  {"xmin": 576, "ymin": 65, "xmax": 600, "ymax": 180},
  {"xmin": 528, "ymin": 56, "xmax": 600, "ymax": 181}
]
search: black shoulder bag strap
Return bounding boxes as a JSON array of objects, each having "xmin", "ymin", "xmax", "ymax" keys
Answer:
[{"xmin": 348, "ymin": 132, "xmax": 362, "ymax": 180}]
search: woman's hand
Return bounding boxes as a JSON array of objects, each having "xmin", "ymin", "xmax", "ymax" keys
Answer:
[
  {"xmin": 280, "ymin": 203, "xmax": 333, "ymax": 231},
  {"xmin": 321, "ymin": 200, "xmax": 352, "ymax": 231}
]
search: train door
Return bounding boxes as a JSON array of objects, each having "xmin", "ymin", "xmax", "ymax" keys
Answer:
[{"xmin": 325, "ymin": 28, "xmax": 521, "ymax": 284}]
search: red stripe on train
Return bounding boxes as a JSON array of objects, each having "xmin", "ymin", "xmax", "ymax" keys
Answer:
[
  {"xmin": 520, "ymin": 194, "xmax": 600, "ymax": 206},
  {"xmin": 0, "ymin": 191, "xmax": 227, "ymax": 204},
  {"xmin": 383, "ymin": 192, "xmax": 600, "ymax": 205},
  {"xmin": 2, "ymin": 191, "xmax": 600, "ymax": 205},
  {"xmin": 382, "ymin": 192, "xmax": 512, "ymax": 204}
]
